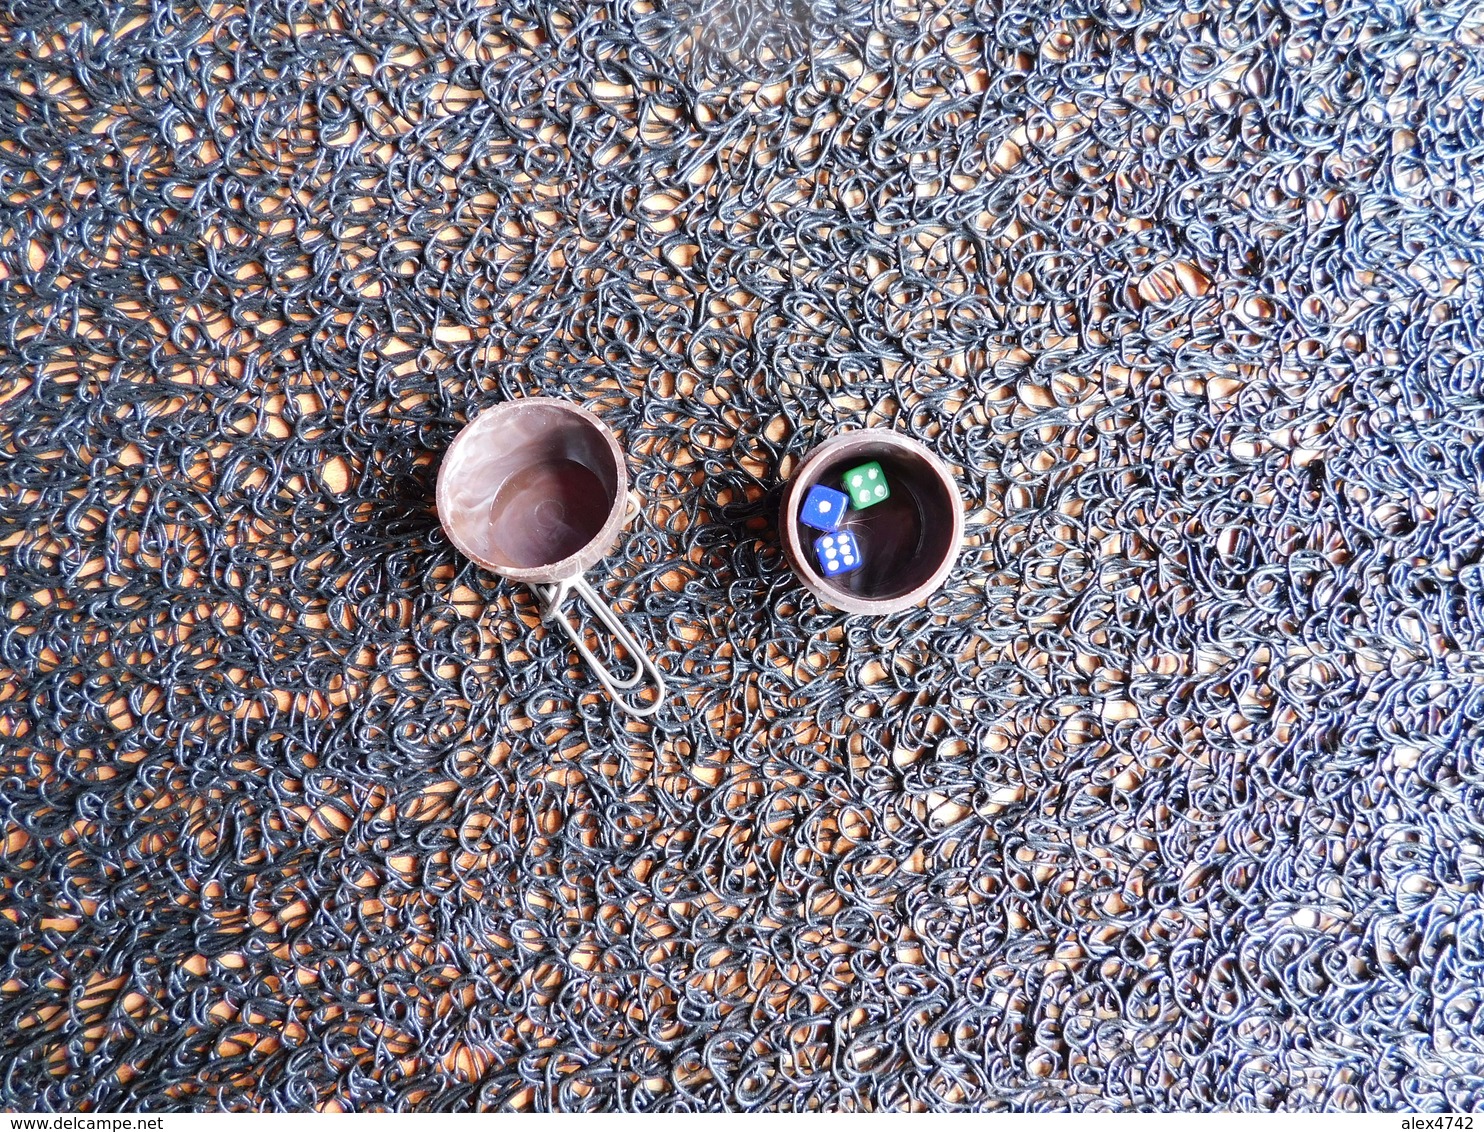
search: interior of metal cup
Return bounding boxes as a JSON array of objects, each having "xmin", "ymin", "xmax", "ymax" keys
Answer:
[
  {"xmin": 438, "ymin": 401, "xmax": 621, "ymax": 572},
  {"xmin": 790, "ymin": 440, "xmax": 959, "ymax": 605}
]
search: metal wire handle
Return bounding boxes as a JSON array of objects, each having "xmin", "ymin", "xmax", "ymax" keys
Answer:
[
  {"xmin": 532, "ymin": 574, "xmax": 668, "ymax": 717},
  {"xmin": 530, "ymin": 493, "xmax": 666, "ymax": 717}
]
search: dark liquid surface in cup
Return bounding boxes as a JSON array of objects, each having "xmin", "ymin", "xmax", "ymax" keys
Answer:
[{"xmin": 488, "ymin": 457, "xmax": 610, "ymax": 568}]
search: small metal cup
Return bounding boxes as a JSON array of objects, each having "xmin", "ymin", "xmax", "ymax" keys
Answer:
[
  {"xmin": 436, "ymin": 397, "xmax": 666, "ymax": 717},
  {"xmin": 780, "ymin": 430, "xmax": 964, "ymax": 615}
]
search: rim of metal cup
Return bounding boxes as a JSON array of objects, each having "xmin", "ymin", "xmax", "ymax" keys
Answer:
[
  {"xmin": 780, "ymin": 429, "xmax": 964, "ymax": 616},
  {"xmin": 435, "ymin": 397, "xmax": 629, "ymax": 585}
]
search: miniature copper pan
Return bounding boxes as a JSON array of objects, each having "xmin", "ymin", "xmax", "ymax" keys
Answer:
[{"xmin": 436, "ymin": 397, "xmax": 666, "ymax": 716}]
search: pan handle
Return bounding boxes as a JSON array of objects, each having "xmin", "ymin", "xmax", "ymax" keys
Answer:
[{"xmin": 532, "ymin": 574, "xmax": 667, "ymax": 717}]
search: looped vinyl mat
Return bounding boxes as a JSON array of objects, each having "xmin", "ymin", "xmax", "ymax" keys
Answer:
[{"xmin": 3, "ymin": 0, "xmax": 1484, "ymax": 1112}]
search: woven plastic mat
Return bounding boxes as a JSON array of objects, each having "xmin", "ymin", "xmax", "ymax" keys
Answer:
[{"xmin": 3, "ymin": 0, "xmax": 1484, "ymax": 1112}]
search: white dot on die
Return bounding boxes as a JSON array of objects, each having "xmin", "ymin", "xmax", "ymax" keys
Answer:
[
  {"xmin": 874, "ymin": 485, "xmax": 886, "ymax": 497},
  {"xmin": 819, "ymin": 500, "xmax": 831, "ymax": 512},
  {"xmin": 842, "ymin": 555, "xmax": 854, "ymax": 565},
  {"xmin": 868, "ymin": 467, "xmax": 878, "ymax": 479},
  {"xmin": 823, "ymin": 537, "xmax": 834, "ymax": 547},
  {"xmin": 851, "ymin": 475, "xmax": 862, "ymax": 486}
]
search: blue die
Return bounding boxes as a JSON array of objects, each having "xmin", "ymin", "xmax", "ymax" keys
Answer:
[
  {"xmin": 798, "ymin": 484, "xmax": 851, "ymax": 531},
  {"xmin": 814, "ymin": 530, "xmax": 862, "ymax": 577}
]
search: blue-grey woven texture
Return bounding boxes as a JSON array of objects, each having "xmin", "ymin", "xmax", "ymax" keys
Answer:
[{"xmin": 2, "ymin": 0, "xmax": 1483, "ymax": 1112}]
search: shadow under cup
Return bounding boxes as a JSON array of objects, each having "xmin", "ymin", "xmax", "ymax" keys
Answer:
[
  {"xmin": 436, "ymin": 399, "xmax": 626, "ymax": 584},
  {"xmin": 781, "ymin": 431, "xmax": 963, "ymax": 615}
]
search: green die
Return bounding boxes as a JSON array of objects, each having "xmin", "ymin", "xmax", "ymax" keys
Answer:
[{"xmin": 843, "ymin": 461, "xmax": 889, "ymax": 508}]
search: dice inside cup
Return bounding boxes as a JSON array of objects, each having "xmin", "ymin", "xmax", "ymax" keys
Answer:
[
  {"xmin": 813, "ymin": 530, "xmax": 862, "ymax": 577},
  {"xmin": 843, "ymin": 461, "xmax": 890, "ymax": 508},
  {"xmin": 798, "ymin": 484, "xmax": 850, "ymax": 531},
  {"xmin": 784, "ymin": 432, "xmax": 962, "ymax": 613},
  {"xmin": 798, "ymin": 465, "xmax": 910, "ymax": 580}
]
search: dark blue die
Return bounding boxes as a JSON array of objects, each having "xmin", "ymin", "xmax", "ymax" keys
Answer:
[
  {"xmin": 799, "ymin": 484, "xmax": 850, "ymax": 531},
  {"xmin": 814, "ymin": 530, "xmax": 862, "ymax": 577}
]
